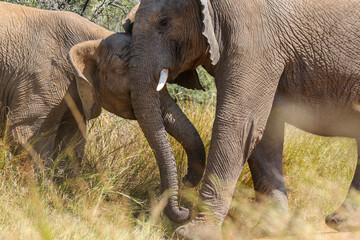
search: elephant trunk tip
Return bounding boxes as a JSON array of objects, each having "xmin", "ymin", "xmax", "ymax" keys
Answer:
[
  {"xmin": 165, "ymin": 205, "xmax": 191, "ymax": 223},
  {"xmin": 182, "ymin": 173, "xmax": 202, "ymax": 188},
  {"xmin": 183, "ymin": 162, "xmax": 205, "ymax": 188}
]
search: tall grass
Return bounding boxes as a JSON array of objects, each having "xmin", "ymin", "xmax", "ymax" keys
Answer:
[
  {"xmin": 1, "ymin": 99, "xmax": 359, "ymax": 239},
  {"xmin": 0, "ymin": 101, "xmax": 215, "ymax": 240},
  {"xmin": 222, "ymin": 125, "xmax": 359, "ymax": 239}
]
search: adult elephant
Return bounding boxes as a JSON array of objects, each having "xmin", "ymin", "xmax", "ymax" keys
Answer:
[
  {"xmin": 0, "ymin": 2, "xmax": 205, "ymax": 206},
  {"xmin": 127, "ymin": 0, "xmax": 360, "ymax": 238}
]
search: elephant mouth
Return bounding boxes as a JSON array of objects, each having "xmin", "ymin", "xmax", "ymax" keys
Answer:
[{"xmin": 118, "ymin": 108, "xmax": 136, "ymax": 120}]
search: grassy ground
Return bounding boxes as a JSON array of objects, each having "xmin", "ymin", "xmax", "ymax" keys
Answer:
[{"xmin": 0, "ymin": 99, "xmax": 358, "ymax": 239}]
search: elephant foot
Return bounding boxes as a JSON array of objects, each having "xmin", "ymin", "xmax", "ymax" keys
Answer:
[
  {"xmin": 325, "ymin": 207, "xmax": 360, "ymax": 231},
  {"xmin": 250, "ymin": 218, "xmax": 287, "ymax": 238},
  {"xmin": 182, "ymin": 161, "xmax": 205, "ymax": 188},
  {"xmin": 250, "ymin": 205, "xmax": 290, "ymax": 238},
  {"xmin": 173, "ymin": 216, "xmax": 222, "ymax": 240}
]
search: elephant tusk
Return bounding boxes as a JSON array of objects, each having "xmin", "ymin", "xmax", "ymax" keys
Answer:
[{"xmin": 156, "ymin": 69, "xmax": 169, "ymax": 91}]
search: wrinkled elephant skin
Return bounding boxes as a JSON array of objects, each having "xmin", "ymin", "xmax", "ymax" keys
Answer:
[
  {"xmin": 0, "ymin": 1, "xmax": 206, "ymax": 202},
  {"xmin": 127, "ymin": 0, "xmax": 360, "ymax": 238}
]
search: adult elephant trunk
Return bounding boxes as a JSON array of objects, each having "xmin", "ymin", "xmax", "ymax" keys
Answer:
[
  {"xmin": 160, "ymin": 88, "xmax": 205, "ymax": 188},
  {"xmin": 130, "ymin": 67, "xmax": 191, "ymax": 223}
]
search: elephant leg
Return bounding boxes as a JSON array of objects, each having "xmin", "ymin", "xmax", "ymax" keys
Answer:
[
  {"xmin": 0, "ymin": 105, "xmax": 8, "ymax": 139},
  {"xmin": 10, "ymin": 106, "xmax": 85, "ymax": 180},
  {"xmin": 52, "ymin": 109, "xmax": 86, "ymax": 179},
  {"xmin": 325, "ymin": 138, "xmax": 360, "ymax": 231},
  {"xmin": 175, "ymin": 119, "xmax": 251, "ymax": 240},
  {"xmin": 174, "ymin": 58, "xmax": 283, "ymax": 240},
  {"xmin": 248, "ymin": 110, "xmax": 287, "ymax": 208},
  {"xmin": 247, "ymin": 111, "xmax": 288, "ymax": 235},
  {"xmin": 10, "ymin": 122, "xmax": 56, "ymax": 178},
  {"xmin": 7, "ymin": 100, "xmax": 69, "ymax": 177}
]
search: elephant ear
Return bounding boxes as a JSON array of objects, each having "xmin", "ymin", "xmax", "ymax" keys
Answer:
[
  {"xmin": 69, "ymin": 40, "xmax": 102, "ymax": 121},
  {"xmin": 172, "ymin": 69, "xmax": 204, "ymax": 90},
  {"xmin": 200, "ymin": 0, "xmax": 220, "ymax": 65},
  {"xmin": 122, "ymin": 3, "xmax": 139, "ymax": 34}
]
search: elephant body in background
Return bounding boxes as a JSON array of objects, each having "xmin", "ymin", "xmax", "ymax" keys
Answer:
[
  {"xmin": 0, "ymin": 2, "xmax": 205, "ymax": 194},
  {"xmin": 127, "ymin": 0, "xmax": 360, "ymax": 238}
]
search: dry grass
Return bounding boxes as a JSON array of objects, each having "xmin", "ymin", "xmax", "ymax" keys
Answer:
[
  {"xmin": 222, "ymin": 125, "xmax": 358, "ymax": 239},
  {"xmin": 0, "ymin": 101, "xmax": 358, "ymax": 239}
]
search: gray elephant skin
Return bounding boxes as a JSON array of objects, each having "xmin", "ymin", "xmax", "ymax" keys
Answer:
[
  {"xmin": 0, "ymin": 1, "xmax": 205, "ymax": 199},
  {"xmin": 127, "ymin": 0, "xmax": 360, "ymax": 239}
]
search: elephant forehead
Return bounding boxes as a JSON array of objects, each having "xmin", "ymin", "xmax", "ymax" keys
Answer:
[
  {"xmin": 101, "ymin": 33, "xmax": 131, "ymax": 53},
  {"xmin": 137, "ymin": 0, "xmax": 185, "ymax": 19}
]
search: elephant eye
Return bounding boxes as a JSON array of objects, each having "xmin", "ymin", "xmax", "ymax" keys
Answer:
[{"xmin": 157, "ymin": 15, "xmax": 170, "ymax": 31}]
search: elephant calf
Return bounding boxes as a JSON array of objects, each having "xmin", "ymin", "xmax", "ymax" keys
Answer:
[{"xmin": 0, "ymin": 1, "xmax": 205, "ymax": 199}]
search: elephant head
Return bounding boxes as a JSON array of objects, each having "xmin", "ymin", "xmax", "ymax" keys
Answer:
[
  {"xmin": 70, "ymin": 32, "xmax": 206, "ymax": 223},
  {"xmin": 127, "ymin": 0, "xmax": 219, "ymax": 223},
  {"xmin": 129, "ymin": 0, "xmax": 219, "ymax": 84},
  {"xmin": 123, "ymin": 0, "xmax": 219, "ymax": 222},
  {"xmin": 69, "ymin": 33, "xmax": 135, "ymax": 121}
]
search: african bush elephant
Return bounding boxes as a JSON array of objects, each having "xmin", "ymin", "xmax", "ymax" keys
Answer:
[
  {"xmin": 127, "ymin": 0, "xmax": 360, "ymax": 238},
  {"xmin": 0, "ymin": 2, "xmax": 206, "ymax": 206}
]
